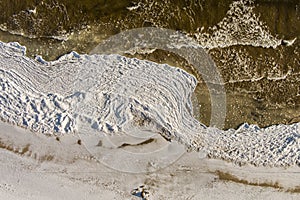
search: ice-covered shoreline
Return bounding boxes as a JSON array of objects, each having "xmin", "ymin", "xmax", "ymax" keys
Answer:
[
  {"xmin": 0, "ymin": 41, "xmax": 299, "ymax": 167},
  {"xmin": 0, "ymin": 119, "xmax": 299, "ymax": 199}
]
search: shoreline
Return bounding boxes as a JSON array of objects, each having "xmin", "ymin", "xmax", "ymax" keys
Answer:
[{"xmin": 0, "ymin": 121, "xmax": 299, "ymax": 199}]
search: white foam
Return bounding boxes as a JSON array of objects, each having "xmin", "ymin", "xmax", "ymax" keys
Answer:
[
  {"xmin": 0, "ymin": 41, "xmax": 299, "ymax": 167},
  {"xmin": 193, "ymin": 0, "xmax": 282, "ymax": 49}
]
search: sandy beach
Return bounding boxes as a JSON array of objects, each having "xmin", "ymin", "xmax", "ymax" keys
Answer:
[
  {"xmin": 0, "ymin": 0, "xmax": 299, "ymax": 199},
  {"xmin": 0, "ymin": 121, "xmax": 299, "ymax": 200},
  {"xmin": 0, "ymin": 41, "xmax": 299, "ymax": 199}
]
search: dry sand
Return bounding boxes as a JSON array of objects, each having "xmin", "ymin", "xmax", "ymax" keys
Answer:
[{"xmin": 0, "ymin": 121, "xmax": 299, "ymax": 200}]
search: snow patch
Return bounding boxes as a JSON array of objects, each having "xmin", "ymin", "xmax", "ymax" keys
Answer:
[{"xmin": 0, "ymin": 41, "xmax": 299, "ymax": 167}]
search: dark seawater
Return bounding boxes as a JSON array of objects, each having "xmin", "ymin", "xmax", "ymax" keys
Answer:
[{"xmin": 0, "ymin": 0, "xmax": 299, "ymax": 129}]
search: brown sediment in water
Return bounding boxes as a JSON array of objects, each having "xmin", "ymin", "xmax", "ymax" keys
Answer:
[
  {"xmin": 126, "ymin": 47, "xmax": 300, "ymax": 129},
  {"xmin": 0, "ymin": 0, "xmax": 299, "ymax": 129},
  {"xmin": 255, "ymin": 0, "xmax": 300, "ymax": 39}
]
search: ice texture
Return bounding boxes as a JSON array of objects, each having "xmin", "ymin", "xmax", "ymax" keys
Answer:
[{"xmin": 0, "ymin": 41, "xmax": 299, "ymax": 167}]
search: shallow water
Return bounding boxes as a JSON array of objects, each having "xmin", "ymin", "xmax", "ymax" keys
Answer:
[{"xmin": 0, "ymin": 0, "xmax": 299, "ymax": 129}]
